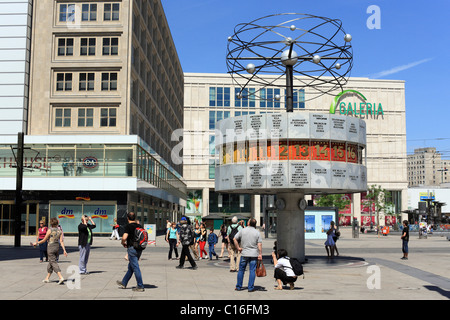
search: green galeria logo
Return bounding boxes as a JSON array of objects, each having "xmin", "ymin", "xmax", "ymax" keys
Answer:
[
  {"xmin": 329, "ymin": 90, "xmax": 367, "ymax": 114},
  {"xmin": 329, "ymin": 89, "xmax": 384, "ymax": 117}
]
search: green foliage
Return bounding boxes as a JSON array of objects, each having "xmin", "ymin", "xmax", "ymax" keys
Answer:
[{"xmin": 315, "ymin": 194, "xmax": 351, "ymax": 211}]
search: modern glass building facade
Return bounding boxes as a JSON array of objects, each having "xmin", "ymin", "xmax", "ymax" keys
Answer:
[
  {"xmin": 183, "ymin": 72, "xmax": 408, "ymax": 228},
  {"xmin": 0, "ymin": 0, "xmax": 186, "ymax": 236}
]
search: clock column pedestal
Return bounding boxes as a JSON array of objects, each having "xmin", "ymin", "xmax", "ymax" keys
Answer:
[{"xmin": 276, "ymin": 192, "xmax": 306, "ymax": 263}]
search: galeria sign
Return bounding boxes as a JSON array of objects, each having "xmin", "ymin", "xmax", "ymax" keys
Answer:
[{"xmin": 329, "ymin": 90, "xmax": 384, "ymax": 117}]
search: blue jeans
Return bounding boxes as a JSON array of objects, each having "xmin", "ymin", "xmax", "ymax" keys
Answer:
[
  {"xmin": 236, "ymin": 256, "xmax": 258, "ymax": 291},
  {"xmin": 78, "ymin": 244, "xmax": 91, "ymax": 273},
  {"xmin": 402, "ymin": 240, "xmax": 409, "ymax": 254},
  {"xmin": 208, "ymin": 243, "xmax": 217, "ymax": 259},
  {"xmin": 122, "ymin": 247, "xmax": 143, "ymax": 289}
]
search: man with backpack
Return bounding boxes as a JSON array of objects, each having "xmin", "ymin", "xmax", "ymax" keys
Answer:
[
  {"xmin": 227, "ymin": 216, "xmax": 243, "ymax": 272},
  {"xmin": 176, "ymin": 217, "xmax": 198, "ymax": 270},
  {"xmin": 117, "ymin": 212, "xmax": 145, "ymax": 292}
]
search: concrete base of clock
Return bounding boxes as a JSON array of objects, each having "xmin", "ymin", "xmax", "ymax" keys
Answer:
[{"xmin": 276, "ymin": 192, "xmax": 306, "ymax": 263}]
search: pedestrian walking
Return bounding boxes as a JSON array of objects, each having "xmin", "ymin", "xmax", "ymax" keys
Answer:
[
  {"xmin": 166, "ymin": 221, "xmax": 179, "ymax": 260},
  {"xmin": 117, "ymin": 212, "xmax": 145, "ymax": 292},
  {"xmin": 176, "ymin": 217, "xmax": 198, "ymax": 270},
  {"xmin": 401, "ymin": 220, "xmax": 409, "ymax": 260},
  {"xmin": 198, "ymin": 223, "xmax": 208, "ymax": 259},
  {"xmin": 271, "ymin": 249, "xmax": 297, "ymax": 290},
  {"xmin": 36, "ymin": 220, "xmax": 48, "ymax": 262},
  {"xmin": 33, "ymin": 218, "xmax": 68, "ymax": 284},
  {"xmin": 233, "ymin": 218, "xmax": 262, "ymax": 292},
  {"xmin": 110, "ymin": 218, "xmax": 120, "ymax": 240},
  {"xmin": 218, "ymin": 224, "xmax": 229, "ymax": 258},
  {"xmin": 165, "ymin": 219, "xmax": 171, "ymax": 235},
  {"xmin": 227, "ymin": 216, "xmax": 243, "ymax": 272},
  {"xmin": 78, "ymin": 215, "xmax": 96, "ymax": 274},
  {"xmin": 193, "ymin": 223, "xmax": 201, "ymax": 259},
  {"xmin": 207, "ymin": 227, "xmax": 219, "ymax": 260}
]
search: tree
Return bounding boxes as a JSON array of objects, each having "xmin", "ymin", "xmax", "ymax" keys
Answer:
[
  {"xmin": 362, "ymin": 185, "xmax": 394, "ymax": 236},
  {"xmin": 315, "ymin": 194, "xmax": 351, "ymax": 224}
]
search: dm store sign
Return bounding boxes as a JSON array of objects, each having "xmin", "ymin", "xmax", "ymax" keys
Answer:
[{"xmin": 51, "ymin": 204, "xmax": 115, "ymax": 233}]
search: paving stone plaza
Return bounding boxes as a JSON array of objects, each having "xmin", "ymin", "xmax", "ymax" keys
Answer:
[{"xmin": 0, "ymin": 227, "xmax": 448, "ymax": 301}]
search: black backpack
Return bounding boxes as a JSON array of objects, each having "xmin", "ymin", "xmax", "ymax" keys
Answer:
[
  {"xmin": 228, "ymin": 225, "xmax": 240, "ymax": 243},
  {"xmin": 288, "ymin": 257, "xmax": 304, "ymax": 278}
]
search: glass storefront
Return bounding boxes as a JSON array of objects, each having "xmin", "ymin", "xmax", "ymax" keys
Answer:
[
  {"xmin": 0, "ymin": 141, "xmax": 186, "ymax": 235},
  {"xmin": 0, "ymin": 143, "xmax": 186, "ymax": 199}
]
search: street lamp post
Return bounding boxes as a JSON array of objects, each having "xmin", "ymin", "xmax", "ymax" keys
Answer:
[{"xmin": 14, "ymin": 132, "xmax": 24, "ymax": 247}]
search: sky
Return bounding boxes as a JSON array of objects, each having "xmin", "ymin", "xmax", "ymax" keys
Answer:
[{"xmin": 161, "ymin": 0, "xmax": 450, "ymax": 158}]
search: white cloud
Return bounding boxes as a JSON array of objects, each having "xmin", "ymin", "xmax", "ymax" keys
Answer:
[{"xmin": 369, "ymin": 58, "xmax": 433, "ymax": 79}]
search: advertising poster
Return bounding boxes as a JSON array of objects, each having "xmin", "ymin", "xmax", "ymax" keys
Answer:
[
  {"xmin": 304, "ymin": 209, "xmax": 337, "ymax": 239},
  {"xmin": 186, "ymin": 190, "xmax": 202, "ymax": 215},
  {"xmin": 305, "ymin": 215, "xmax": 315, "ymax": 233},
  {"xmin": 144, "ymin": 224, "xmax": 156, "ymax": 246},
  {"xmin": 321, "ymin": 214, "xmax": 334, "ymax": 233}
]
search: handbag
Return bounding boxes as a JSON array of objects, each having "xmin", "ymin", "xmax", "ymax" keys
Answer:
[{"xmin": 256, "ymin": 260, "xmax": 266, "ymax": 277}]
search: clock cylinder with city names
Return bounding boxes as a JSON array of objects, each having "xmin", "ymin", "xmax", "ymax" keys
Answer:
[{"xmin": 214, "ymin": 112, "xmax": 367, "ymax": 194}]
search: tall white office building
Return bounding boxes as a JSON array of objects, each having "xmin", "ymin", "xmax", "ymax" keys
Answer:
[{"xmin": 0, "ymin": 0, "xmax": 32, "ymax": 137}]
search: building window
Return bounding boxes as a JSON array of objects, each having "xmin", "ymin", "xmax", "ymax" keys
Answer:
[
  {"xmin": 56, "ymin": 73, "xmax": 72, "ymax": 91},
  {"xmin": 59, "ymin": 4, "xmax": 75, "ymax": 22},
  {"xmin": 291, "ymin": 88, "xmax": 305, "ymax": 109},
  {"xmin": 102, "ymin": 37, "xmax": 119, "ymax": 55},
  {"xmin": 260, "ymin": 88, "xmax": 280, "ymax": 108},
  {"xmin": 235, "ymin": 87, "xmax": 255, "ymax": 107},
  {"xmin": 209, "ymin": 135, "xmax": 215, "ymax": 155},
  {"xmin": 82, "ymin": 3, "xmax": 97, "ymax": 21},
  {"xmin": 80, "ymin": 38, "xmax": 96, "ymax": 56},
  {"xmin": 57, "ymin": 38, "xmax": 74, "ymax": 56},
  {"xmin": 79, "ymin": 73, "xmax": 95, "ymax": 91},
  {"xmin": 209, "ymin": 110, "xmax": 215, "ymax": 129},
  {"xmin": 100, "ymin": 108, "xmax": 116, "ymax": 127},
  {"xmin": 209, "ymin": 159, "xmax": 216, "ymax": 179},
  {"xmin": 55, "ymin": 108, "xmax": 71, "ymax": 127},
  {"xmin": 104, "ymin": 3, "xmax": 120, "ymax": 21},
  {"xmin": 101, "ymin": 72, "xmax": 118, "ymax": 91},
  {"xmin": 77, "ymin": 108, "xmax": 94, "ymax": 127},
  {"xmin": 209, "ymin": 87, "xmax": 230, "ymax": 107},
  {"xmin": 208, "ymin": 111, "xmax": 230, "ymax": 130}
]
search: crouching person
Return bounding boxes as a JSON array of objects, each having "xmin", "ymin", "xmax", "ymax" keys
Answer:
[{"xmin": 271, "ymin": 249, "xmax": 297, "ymax": 290}]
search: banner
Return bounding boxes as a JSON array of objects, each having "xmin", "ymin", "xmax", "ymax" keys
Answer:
[{"xmin": 144, "ymin": 224, "xmax": 156, "ymax": 246}]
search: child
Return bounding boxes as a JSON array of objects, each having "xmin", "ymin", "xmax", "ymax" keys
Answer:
[{"xmin": 207, "ymin": 227, "xmax": 219, "ymax": 260}]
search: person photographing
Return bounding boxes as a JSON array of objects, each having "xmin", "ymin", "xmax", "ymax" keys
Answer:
[{"xmin": 78, "ymin": 215, "xmax": 96, "ymax": 275}]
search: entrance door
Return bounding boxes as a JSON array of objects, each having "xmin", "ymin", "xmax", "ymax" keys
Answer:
[{"xmin": 0, "ymin": 202, "xmax": 14, "ymax": 235}]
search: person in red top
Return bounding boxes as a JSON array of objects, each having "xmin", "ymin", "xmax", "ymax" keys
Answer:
[{"xmin": 36, "ymin": 220, "xmax": 48, "ymax": 262}]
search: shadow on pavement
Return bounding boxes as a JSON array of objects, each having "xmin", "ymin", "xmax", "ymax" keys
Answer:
[
  {"xmin": 0, "ymin": 245, "xmax": 105, "ymax": 262},
  {"xmin": 424, "ymin": 285, "xmax": 450, "ymax": 299}
]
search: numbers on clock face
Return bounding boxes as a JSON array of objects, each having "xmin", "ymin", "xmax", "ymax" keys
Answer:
[{"xmin": 221, "ymin": 139, "xmax": 361, "ymax": 165}]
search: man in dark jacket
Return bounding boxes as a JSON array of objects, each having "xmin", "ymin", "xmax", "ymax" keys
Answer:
[
  {"xmin": 78, "ymin": 215, "xmax": 96, "ymax": 274},
  {"xmin": 176, "ymin": 217, "xmax": 197, "ymax": 270}
]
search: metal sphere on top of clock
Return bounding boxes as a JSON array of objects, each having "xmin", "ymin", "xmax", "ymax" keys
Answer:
[{"xmin": 226, "ymin": 13, "xmax": 353, "ymax": 111}]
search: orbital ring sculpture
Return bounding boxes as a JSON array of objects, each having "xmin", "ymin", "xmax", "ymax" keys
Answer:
[{"xmin": 226, "ymin": 13, "xmax": 353, "ymax": 112}]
